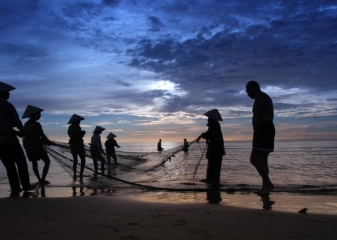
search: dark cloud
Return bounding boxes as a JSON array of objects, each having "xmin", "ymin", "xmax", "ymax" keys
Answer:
[
  {"xmin": 0, "ymin": 0, "xmax": 336, "ymax": 140},
  {"xmin": 0, "ymin": 43, "xmax": 48, "ymax": 59},
  {"xmin": 62, "ymin": 2, "xmax": 103, "ymax": 19},
  {"xmin": 102, "ymin": 0, "xmax": 121, "ymax": 7},
  {"xmin": 147, "ymin": 16, "xmax": 165, "ymax": 32}
]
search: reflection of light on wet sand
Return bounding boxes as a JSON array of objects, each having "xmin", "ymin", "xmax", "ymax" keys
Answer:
[
  {"xmin": 1, "ymin": 183, "xmax": 337, "ymax": 215},
  {"xmin": 123, "ymin": 191, "xmax": 337, "ymax": 215}
]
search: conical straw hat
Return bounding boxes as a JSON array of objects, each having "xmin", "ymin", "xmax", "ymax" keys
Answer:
[
  {"xmin": 93, "ymin": 126, "xmax": 105, "ymax": 133},
  {"xmin": 106, "ymin": 132, "xmax": 117, "ymax": 139},
  {"xmin": 68, "ymin": 114, "xmax": 85, "ymax": 124},
  {"xmin": 204, "ymin": 109, "xmax": 223, "ymax": 121},
  {"xmin": 22, "ymin": 105, "xmax": 44, "ymax": 119},
  {"xmin": 0, "ymin": 81, "xmax": 15, "ymax": 93}
]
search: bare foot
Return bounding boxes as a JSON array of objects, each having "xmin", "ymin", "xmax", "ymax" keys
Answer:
[
  {"xmin": 253, "ymin": 188, "xmax": 263, "ymax": 194},
  {"xmin": 259, "ymin": 184, "xmax": 274, "ymax": 196}
]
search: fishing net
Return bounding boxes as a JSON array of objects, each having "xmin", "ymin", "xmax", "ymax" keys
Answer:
[{"xmin": 44, "ymin": 139, "xmax": 219, "ymax": 191}]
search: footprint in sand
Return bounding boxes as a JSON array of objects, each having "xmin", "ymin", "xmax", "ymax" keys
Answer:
[
  {"xmin": 189, "ymin": 229, "xmax": 213, "ymax": 239},
  {"xmin": 172, "ymin": 217, "xmax": 187, "ymax": 226},
  {"xmin": 94, "ymin": 224, "xmax": 120, "ymax": 233},
  {"xmin": 121, "ymin": 236, "xmax": 140, "ymax": 240}
]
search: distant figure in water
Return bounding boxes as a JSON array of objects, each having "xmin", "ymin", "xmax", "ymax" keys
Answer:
[
  {"xmin": 105, "ymin": 132, "xmax": 120, "ymax": 164},
  {"xmin": 157, "ymin": 139, "xmax": 163, "ymax": 151},
  {"xmin": 90, "ymin": 126, "xmax": 106, "ymax": 173},
  {"xmin": 0, "ymin": 81, "xmax": 34, "ymax": 193},
  {"xmin": 67, "ymin": 114, "xmax": 86, "ymax": 181},
  {"xmin": 183, "ymin": 139, "xmax": 189, "ymax": 152},
  {"xmin": 246, "ymin": 80, "xmax": 275, "ymax": 196},
  {"xmin": 22, "ymin": 105, "xmax": 54, "ymax": 185},
  {"xmin": 197, "ymin": 109, "xmax": 226, "ymax": 185}
]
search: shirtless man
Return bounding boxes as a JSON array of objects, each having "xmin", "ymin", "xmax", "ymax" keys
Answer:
[{"xmin": 246, "ymin": 80, "xmax": 275, "ymax": 195}]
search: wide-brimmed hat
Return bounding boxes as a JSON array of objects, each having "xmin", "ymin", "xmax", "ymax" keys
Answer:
[
  {"xmin": 0, "ymin": 81, "xmax": 15, "ymax": 93},
  {"xmin": 93, "ymin": 126, "xmax": 105, "ymax": 133},
  {"xmin": 68, "ymin": 114, "xmax": 85, "ymax": 124},
  {"xmin": 22, "ymin": 105, "xmax": 44, "ymax": 119},
  {"xmin": 106, "ymin": 132, "xmax": 117, "ymax": 139},
  {"xmin": 204, "ymin": 109, "xmax": 223, "ymax": 121}
]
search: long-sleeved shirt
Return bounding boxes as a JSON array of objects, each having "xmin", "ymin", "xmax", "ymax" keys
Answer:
[
  {"xmin": 105, "ymin": 138, "xmax": 120, "ymax": 153},
  {"xmin": 199, "ymin": 119, "xmax": 225, "ymax": 158},
  {"xmin": 23, "ymin": 120, "xmax": 52, "ymax": 150},
  {"xmin": 0, "ymin": 99, "xmax": 24, "ymax": 143},
  {"xmin": 91, "ymin": 133, "xmax": 103, "ymax": 152},
  {"xmin": 68, "ymin": 124, "xmax": 85, "ymax": 146}
]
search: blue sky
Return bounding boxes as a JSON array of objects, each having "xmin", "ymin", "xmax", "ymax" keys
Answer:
[{"xmin": 1, "ymin": 0, "xmax": 337, "ymax": 143}]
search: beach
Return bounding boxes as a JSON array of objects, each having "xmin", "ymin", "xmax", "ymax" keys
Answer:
[
  {"xmin": 1, "ymin": 140, "xmax": 337, "ymax": 239},
  {"xmin": 1, "ymin": 189, "xmax": 337, "ymax": 240}
]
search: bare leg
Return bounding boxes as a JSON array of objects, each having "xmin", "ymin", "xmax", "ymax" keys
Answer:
[
  {"xmin": 40, "ymin": 152, "xmax": 50, "ymax": 184},
  {"xmin": 112, "ymin": 153, "xmax": 117, "ymax": 164},
  {"xmin": 31, "ymin": 160, "xmax": 41, "ymax": 182},
  {"xmin": 107, "ymin": 154, "xmax": 111, "ymax": 164},
  {"xmin": 101, "ymin": 157, "xmax": 105, "ymax": 173},
  {"xmin": 71, "ymin": 152, "xmax": 78, "ymax": 180},
  {"xmin": 250, "ymin": 150, "xmax": 274, "ymax": 195},
  {"xmin": 78, "ymin": 151, "xmax": 86, "ymax": 179}
]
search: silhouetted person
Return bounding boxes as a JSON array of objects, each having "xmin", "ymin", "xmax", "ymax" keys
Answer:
[
  {"xmin": 183, "ymin": 139, "xmax": 189, "ymax": 152},
  {"xmin": 0, "ymin": 82, "xmax": 34, "ymax": 192},
  {"xmin": 197, "ymin": 109, "xmax": 226, "ymax": 184},
  {"xmin": 157, "ymin": 139, "xmax": 163, "ymax": 151},
  {"xmin": 246, "ymin": 80, "xmax": 275, "ymax": 195},
  {"xmin": 105, "ymin": 132, "xmax": 120, "ymax": 164},
  {"xmin": 67, "ymin": 114, "xmax": 86, "ymax": 181},
  {"xmin": 90, "ymin": 126, "xmax": 106, "ymax": 173},
  {"xmin": 22, "ymin": 105, "xmax": 54, "ymax": 185}
]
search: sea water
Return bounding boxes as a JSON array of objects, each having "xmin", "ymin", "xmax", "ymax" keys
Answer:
[{"xmin": 0, "ymin": 140, "xmax": 336, "ymax": 195}]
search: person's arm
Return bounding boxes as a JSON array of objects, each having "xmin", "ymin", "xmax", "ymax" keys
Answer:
[
  {"xmin": 196, "ymin": 129, "xmax": 210, "ymax": 142},
  {"xmin": 98, "ymin": 137, "xmax": 104, "ymax": 153},
  {"xmin": 11, "ymin": 104, "xmax": 26, "ymax": 137},
  {"xmin": 37, "ymin": 123, "xmax": 54, "ymax": 145}
]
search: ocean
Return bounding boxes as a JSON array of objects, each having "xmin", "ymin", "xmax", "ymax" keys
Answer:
[{"xmin": 0, "ymin": 140, "xmax": 336, "ymax": 197}]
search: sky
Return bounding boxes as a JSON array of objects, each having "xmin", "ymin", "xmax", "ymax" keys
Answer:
[{"xmin": 1, "ymin": 0, "xmax": 337, "ymax": 144}]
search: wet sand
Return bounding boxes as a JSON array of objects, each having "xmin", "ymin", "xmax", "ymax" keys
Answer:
[{"xmin": 0, "ymin": 188, "xmax": 337, "ymax": 240}]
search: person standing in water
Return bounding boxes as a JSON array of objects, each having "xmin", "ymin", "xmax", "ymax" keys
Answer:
[
  {"xmin": 196, "ymin": 109, "xmax": 225, "ymax": 185},
  {"xmin": 22, "ymin": 105, "xmax": 54, "ymax": 185},
  {"xmin": 183, "ymin": 139, "xmax": 189, "ymax": 152},
  {"xmin": 157, "ymin": 139, "xmax": 163, "ymax": 151},
  {"xmin": 105, "ymin": 132, "xmax": 120, "ymax": 164},
  {"xmin": 246, "ymin": 80, "xmax": 275, "ymax": 196},
  {"xmin": 90, "ymin": 126, "xmax": 106, "ymax": 173},
  {"xmin": 0, "ymin": 81, "xmax": 34, "ymax": 193},
  {"xmin": 67, "ymin": 114, "xmax": 86, "ymax": 181}
]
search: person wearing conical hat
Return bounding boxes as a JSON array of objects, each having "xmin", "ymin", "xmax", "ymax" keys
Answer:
[
  {"xmin": 183, "ymin": 139, "xmax": 189, "ymax": 152},
  {"xmin": 196, "ymin": 109, "xmax": 226, "ymax": 185},
  {"xmin": 22, "ymin": 105, "xmax": 54, "ymax": 185},
  {"xmin": 0, "ymin": 82, "xmax": 34, "ymax": 193},
  {"xmin": 104, "ymin": 132, "xmax": 120, "ymax": 164},
  {"xmin": 90, "ymin": 126, "xmax": 106, "ymax": 173},
  {"xmin": 67, "ymin": 114, "xmax": 86, "ymax": 181}
]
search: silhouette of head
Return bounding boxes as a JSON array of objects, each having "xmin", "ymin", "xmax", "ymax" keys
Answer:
[
  {"xmin": 22, "ymin": 105, "xmax": 44, "ymax": 120},
  {"xmin": 0, "ymin": 81, "xmax": 15, "ymax": 100},
  {"xmin": 246, "ymin": 80, "xmax": 261, "ymax": 99}
]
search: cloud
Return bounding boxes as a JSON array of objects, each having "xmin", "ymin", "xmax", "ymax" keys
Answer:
[
  {"xmin": 147, "ymin": 16, "xmax": 165, "ymax": 32},
  {"xmin": 102, "ymin": 0, "xmax": 121, "ymax": 7},
  {"xmin": 0, "ymin": 0, "xmax": 336, "ymax": 141}
]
